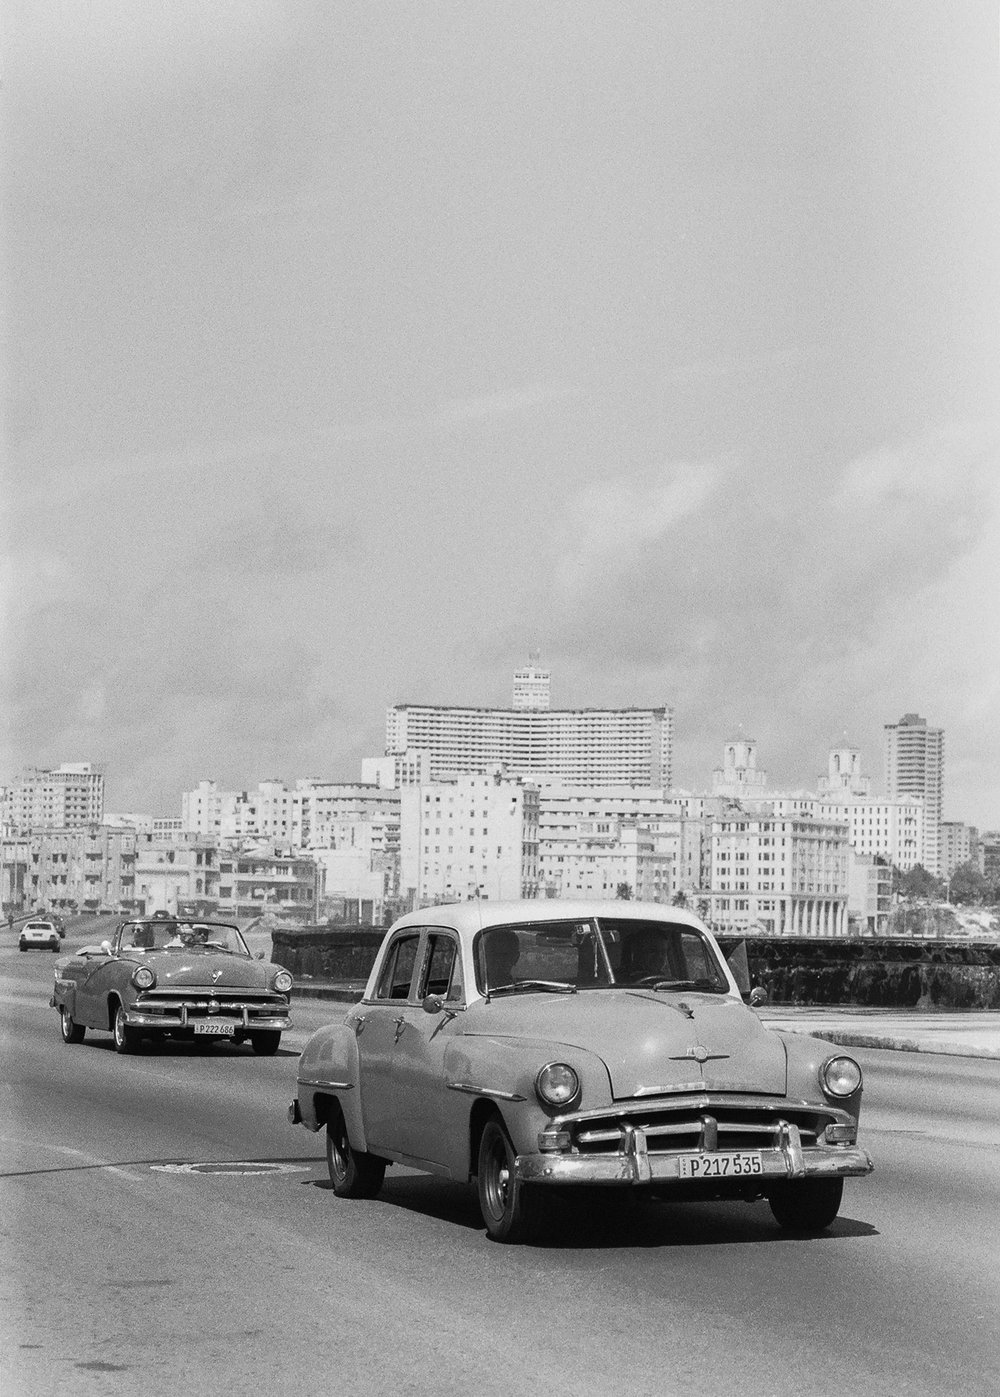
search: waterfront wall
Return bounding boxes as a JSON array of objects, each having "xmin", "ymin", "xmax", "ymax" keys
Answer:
[
  {"xmin": 273, "ymin": 925, "xmax": 1000, "ymax": 1009},
  {"xmin": 716, "ymin": 936, "xmax": 1000, "ymax": 1010}
]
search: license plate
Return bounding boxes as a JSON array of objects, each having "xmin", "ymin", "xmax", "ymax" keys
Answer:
[
  {"xmin": 678, "ymin": 1152, "xmax": 763, "ymax": 1179},
  {"xmin": 194, "ymin": 1022, "xmax": 234, "ymax": 1036}
]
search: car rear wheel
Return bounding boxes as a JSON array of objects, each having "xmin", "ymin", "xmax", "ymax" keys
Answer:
[
  {"xmin": 112, "ymin": 1001, "xmax": 142, "ymax": 1055},
  {"xmin": 326, "ymin": 1105, "xmax": 386, "ymax": 1199},
  {"xmin": 60, "ymin": 1006, "xmax": 86, "ymax": 1044},
  {"xmin": 250, "ymin": 1031, "xmax": 281, "ymax": 1056},
  {"xmin": 767, "ymin": 1177, "xmax": 844, "ymax": 1234},
  {"xmin": 477, "ymin": 1116, "xmax": 543, "ymax": 1244}
]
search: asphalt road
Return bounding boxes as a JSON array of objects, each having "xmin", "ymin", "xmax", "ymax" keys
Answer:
[{"xmin": 2, "ymin": 937, "xmax": 999, "ymax": 1397}]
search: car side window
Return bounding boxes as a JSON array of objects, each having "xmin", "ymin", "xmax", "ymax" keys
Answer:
[
  {"xmin": 420, "ymin": 934, "xmax": 461, "ymax": 1001},
  {"xmin": 374, "ymin": 933, "xmax": 421, "ymax": 1001}
]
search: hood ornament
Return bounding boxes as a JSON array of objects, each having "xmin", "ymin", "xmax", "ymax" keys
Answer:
[{"xmin": 669, "ymin": 1044, "xmax": 730, "ymax": 1064}]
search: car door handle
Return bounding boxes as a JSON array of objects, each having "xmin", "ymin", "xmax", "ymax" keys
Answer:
[
  {"xmin": 354, "ymin": 1015, "xmax": 367, "ymax": 1036},
  {"xmin": 393, "ymin": 1015, "xmax": 406, "ymax": 1042}
]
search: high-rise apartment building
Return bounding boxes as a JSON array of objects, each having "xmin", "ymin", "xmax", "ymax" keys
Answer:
[
  {"xmin": 884, "ymin": 714, "xmax": 944, "ymax": 875},
  {"xmin": 386, "ymin": 670, "xmax": 673, "ymax": 787},
  {"xmin": 4, "ymin": 763, "xmax": 105, "ymax": 830}
]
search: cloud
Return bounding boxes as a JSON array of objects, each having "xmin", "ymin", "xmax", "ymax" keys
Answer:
[
  {"xmin": 554, "ymin": 461, "xmax": 721, "ymax": 597},
  {"xmin": 535, "ymin": 422, "xmax": 1000, "ymax": 818}
]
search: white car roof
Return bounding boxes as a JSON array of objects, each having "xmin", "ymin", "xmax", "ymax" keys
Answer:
[{"xmin": 387, "ymin": 899, "xmax": 711, "ymax": 938}]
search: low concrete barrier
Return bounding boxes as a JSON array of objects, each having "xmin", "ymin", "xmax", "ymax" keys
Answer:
[
  {"xmin": 272, "ymin": 924, "xmax": 1000, "ymax": 1010},
  {"xmin": 271, "ymin": 925, "xmax": 385, "ymax": 983},
  {"xmin": 717, "ymin": 936, "xmax": 1000, "ymax": 1010}
]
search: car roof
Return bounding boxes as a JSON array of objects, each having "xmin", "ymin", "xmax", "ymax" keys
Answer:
[{"xmin": 388, "ymin": 899, "xmax": 711, "ymax": 937}]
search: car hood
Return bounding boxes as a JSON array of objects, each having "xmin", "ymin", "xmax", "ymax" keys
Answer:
[
  {"xmin": 466, "ymin": 990, "xmax": 787, "ymax": 1098},
  {"xmin": 131, "ymin": 954, "xmax": 270, "ymax": 990}
]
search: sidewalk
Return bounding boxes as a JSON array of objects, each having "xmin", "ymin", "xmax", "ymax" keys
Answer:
[
  {"xmin": 290, "ymin": 980, "xmax": 1000, "ymax": 1060},
  {"xmin": 758, "ymin": 1006, "xmax": 1000, "ymax": 1060}
]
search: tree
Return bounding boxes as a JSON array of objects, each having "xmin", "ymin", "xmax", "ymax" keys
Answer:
[
  {"xmin": 948, "ymin": 861, "xmax": 988, "ymax": 905},
  {"xmin": 615, "ymin": 882, "xmax": 632, "ymax": 900},
  {"xmin": 897, "ymin": 864, "xmax": 940, "ymax": 901},
  {"xmin": 671, "ymin": 889, "xmax": 688, "ymax": 907}
]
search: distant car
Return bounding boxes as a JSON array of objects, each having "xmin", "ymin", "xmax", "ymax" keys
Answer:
[
  {"xmin": 50, "ymin": 918, "xmax": 293, "ymax": 1055},
  {"xmin": 290, "ymin": 900, "xmax": 874, "ymax": 1243},
  {"xmin": 20, "ymin": 920, "xmax": 62, "ymax": 953}
]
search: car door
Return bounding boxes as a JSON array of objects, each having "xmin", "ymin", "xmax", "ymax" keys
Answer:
[
  {"xmin": 67, "ymin": 942, "xmax": 119, "ymax": 1027},
  {"xmin": 390, "ymin": 930, "xmax": 466, "ymax": 1171},
  {"xmin": 357, "ymin": 930, "xmax": 423, "ymax": 1153}
]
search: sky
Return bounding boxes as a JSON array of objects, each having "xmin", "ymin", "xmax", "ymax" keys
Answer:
[{"xmin": 4, "ymin": 2, "xmax": 1000, "ymax": 824}]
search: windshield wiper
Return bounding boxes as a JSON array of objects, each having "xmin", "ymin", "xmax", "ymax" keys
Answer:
[
  {"xmin": 637, "ymin": 977, "xmax": 725, "ymax": 993},
  {"xmin": 488, "ymin": 979, "xmax": 578, "ymax": 996}
]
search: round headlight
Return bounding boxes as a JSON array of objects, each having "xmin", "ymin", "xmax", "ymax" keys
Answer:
[
  {"xmin": 132, "ymin": 965, "xmax": 156, "ymax": 991},
  {"xmin": 535, "ymin": 1062, "xmax": 580, "ymax": 1109},
  {"xmin": 821, "ymin": 1055, "xmax": 862, "ymax": 1097},
  {"xmin": 273, "ymin": 970, "xmax": 293, "ymax": 994}
]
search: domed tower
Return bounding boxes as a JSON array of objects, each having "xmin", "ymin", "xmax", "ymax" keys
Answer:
[{"xmin": 712, "ymin": 731, "xmax": 768, "ymax": 798}]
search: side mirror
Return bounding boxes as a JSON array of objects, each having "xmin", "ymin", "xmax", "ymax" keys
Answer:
[
  {"xmin": 749, "ymin": 985, "xmax": 768, "ymax": 1007},
  {"xmin": 422, "ymin": 994, "xmax": 444, "ymax": 1015},
  {"xmin": 100, "ymin": 940, "xmax": 113, "ymax": 956}
]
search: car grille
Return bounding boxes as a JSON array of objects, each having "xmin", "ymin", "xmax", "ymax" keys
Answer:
[
  {"xmin": 570, "ymin": 1095, "xmax": 834, "ymax": 1155},
  {"xmin": 136, "ymin": 989, "xmax": 288, "ymax": 1020}
]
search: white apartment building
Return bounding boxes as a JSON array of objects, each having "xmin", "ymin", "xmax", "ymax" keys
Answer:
[
  {"xmin": 399, "ymin": 771, "xmax": 540, "ymax": 906},
  {"xmin": 385, "ymin": 670, "xmax": 673, "ymax": 787},
  {"xmin": 181, "ymin": 779, "xmax": 399, "ymax": 853},
  {"xmin": 360, "ymin": 751, "xmax": 431, "ymax": 788},
  {"xmin": 884, "ymin": 713, "xmax": 944, "ymax": 875},
  {"xmin": 4, "ymin": 763, "xmax": 105, "ymax": 830},
  {"xmin": 539, "ymin": 819, "xmax": 673, "ymax": 902},
  {"xmin": 705, "ymin": 810, "xmax": 850, "ymax": 937}
]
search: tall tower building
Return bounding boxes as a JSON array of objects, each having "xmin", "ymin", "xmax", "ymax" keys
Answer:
[
  {"xmin": 884, "ymin": 714, "xmax": 944, "ymax": 874},
  {"xmin": 512, "ymin": 660, "xmax": 551, "ymax": 712}
]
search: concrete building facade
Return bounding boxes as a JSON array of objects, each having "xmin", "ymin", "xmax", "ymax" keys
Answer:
[
  {"xmin": 4, "ymin": 764, "xmax": 105, "ymax": 831},
  {"xmin": 399, "ymin": 771, "xmax": 539, "ymax": 906}
]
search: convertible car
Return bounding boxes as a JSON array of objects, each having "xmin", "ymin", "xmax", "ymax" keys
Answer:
[
  {"xmin": 51, "ymin": 918, "xmax": 293, "ymax": 1054},
  {"xmin": 290, "ymin": 900, "xmax": 874, "ymax": 1242}
]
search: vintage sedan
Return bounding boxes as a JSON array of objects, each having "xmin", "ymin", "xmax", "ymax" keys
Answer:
[
  {"xmin": 51, "ymin": 918, "xmax": 293, "ymax": 1054},
  {"xmin": 19, "ymin": 919, "xmax": 63, "ymax": 952},
  {"xmin": 290, "ymin": 900, "xmax": 874, "ymax": 1242}
]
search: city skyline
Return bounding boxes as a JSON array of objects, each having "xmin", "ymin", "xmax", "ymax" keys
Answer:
[{"xmin": 6, "ymin": 4, "xmax": 999, "ymax": 825}]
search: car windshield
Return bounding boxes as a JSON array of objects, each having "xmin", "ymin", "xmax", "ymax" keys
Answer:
[
  {"xmin": 475, "ymin": 917, "xmax": 730, "ymax": 996},
  {"xmin": 115, "ymin": 920, "xmax": 250, "ymax": 956}
]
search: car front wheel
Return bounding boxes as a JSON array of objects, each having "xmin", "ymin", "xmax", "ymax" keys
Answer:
[
  {"xmin": 60, "ymin": 1006, "xmax": 86, "ymax": 1044},
  {"xmin": 112, "ymin": 1002, "xmax": 142, "ymax": 1055},
  {"xmin": 326, "ymin": 1106, "xmax": 386, "ymax": 1199},
  {"xmin": 767, "ymin": 1177, "xmax": 844, "ymax": 1234},
  {"xmin": 477, "ymin": 1116, "xmax": 543, "ymax": 1244},
  {"xmin": 250, "ymin": 1030, "xmax": 281, "ymax": 1056}
]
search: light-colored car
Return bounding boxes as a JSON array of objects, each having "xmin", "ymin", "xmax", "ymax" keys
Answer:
[
  {"xmin": 50, "ymin": 918, "xmax": 293, "ymax": 1054},
  {"xmin": 290, "ymin": 900, "xmax": 874, "ymax": 1242},
  {"xmin": 19, "ymin": 919, "xmax": 62, "ymax": 952}
]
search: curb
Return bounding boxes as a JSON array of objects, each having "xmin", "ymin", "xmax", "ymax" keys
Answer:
[
  {"xmin": 775, "ymin": 1025, "xmax": 1000, "ymax": 1060},
  {"xmin": 293, "ymin": 985, "xmax": 364, "ymax": 1003}
]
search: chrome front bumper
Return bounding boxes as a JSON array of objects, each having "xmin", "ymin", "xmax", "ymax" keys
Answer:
[
  {"xmin": 125, "ymin": 999, "xmax": 291, "ymax": 1031},
  {"xmin": 516, "ymin": 1121, "xmax": 873, "ymax": 1187}
]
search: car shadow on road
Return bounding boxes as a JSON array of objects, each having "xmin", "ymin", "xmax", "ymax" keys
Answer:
[{"xmin": 309, "ymin": 1173, "xmax": 879, "ymax": 1247}]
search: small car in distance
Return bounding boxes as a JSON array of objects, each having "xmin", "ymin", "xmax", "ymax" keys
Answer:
[
  {"xmin": 20, "ymin": 920, "xmax": 62, "ymax": 952},
  {"xmin": 290, "ymin": 900, "xmax": 874, "ymax": 1243},
  {"xmin": 51, "ymin": 917, "xmax": 293, "ymax": 1054}
]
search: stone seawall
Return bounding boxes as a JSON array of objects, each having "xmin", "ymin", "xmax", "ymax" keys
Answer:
[
  {"xmin": 273, "ymin": 925, "xmax": 1000, "ymax": 1010},
  {"xmin": 717, "ymin": 936, "xmax": 1000, "ymax": 1010}
]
